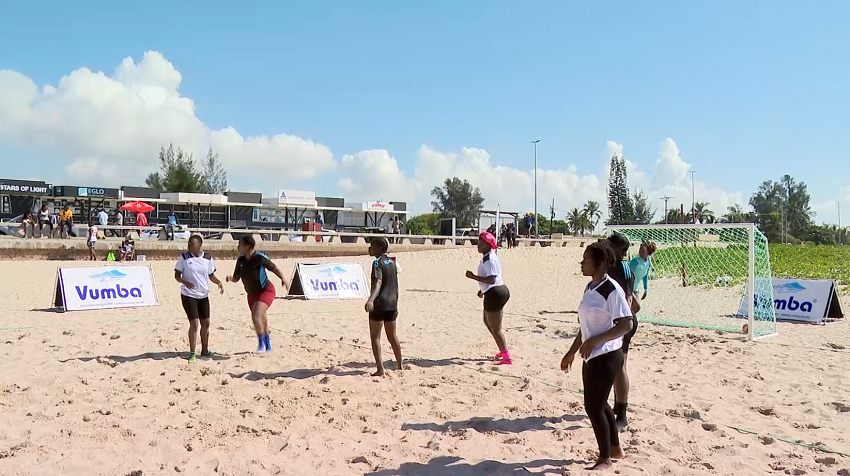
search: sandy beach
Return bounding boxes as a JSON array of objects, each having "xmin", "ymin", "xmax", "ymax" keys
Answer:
[{"xmin": 0, "ymin": 247, "xmax": 848, "ymax": 476}]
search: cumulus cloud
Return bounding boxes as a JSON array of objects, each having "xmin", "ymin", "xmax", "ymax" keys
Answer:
[
  {"xmin": 0, "ymin": 50, "xmax": 746, "ymax": 222},
  {"xmin": 338, "ymin": 139, "xmax": 744, "ymax": 222},
  {"xmin": 0, "ymin": 51, "xmax": 334, "ymax": 187}
]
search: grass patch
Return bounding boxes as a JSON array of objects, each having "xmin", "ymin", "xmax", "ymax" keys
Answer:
[{"xmin": 648, "ymin": 244, "xmax": 850, "ymax": 290}]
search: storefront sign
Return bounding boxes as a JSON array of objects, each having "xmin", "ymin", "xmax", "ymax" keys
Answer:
[
  {"xmin": 54, "ymin": 186, "xmax": 120, "ymax": 199},
  {"xmin": 366, "ymin": 201, "xmax": 393, "ymax": 212},
  {"xmin": 0, "ymin": 179, "xmax": 51, "ymax": 195},
  {"xmin": 277, "ymin": 189, "xmax": 317, "ymax": 207}
]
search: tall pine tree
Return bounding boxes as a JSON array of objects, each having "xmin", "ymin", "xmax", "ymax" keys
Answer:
[{"xmin": 606, "ymin": 154, "xmax": 634, "ymax": 225}]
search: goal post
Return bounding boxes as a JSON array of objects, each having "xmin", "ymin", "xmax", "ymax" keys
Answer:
[{"xmin": 607, "ymin": 223, "xmax": 778, "ymax": 341}]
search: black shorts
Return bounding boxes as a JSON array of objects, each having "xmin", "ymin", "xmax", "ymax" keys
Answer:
[
  {"xmin": 483, "ymin": 285, "xmax": 510, "ymax": 312},
  {"xmin": 369, "ymin": 309, "xmax": 398, "ymax": 322},
  {"xmin": 622, "ymin": 315, "xmax": 638, "ymax": 354},
  {"xmin": 181, "ymin": 295, "xmax": 211, "ymax": 321}
]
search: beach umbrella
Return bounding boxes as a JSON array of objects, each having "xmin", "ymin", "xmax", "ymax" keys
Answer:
[{"xmin": 120, "ymin": 201, "xmax": 155, "ymax": 213}]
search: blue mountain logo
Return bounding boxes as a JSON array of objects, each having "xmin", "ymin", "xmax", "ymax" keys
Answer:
[
  {"xmin": 774, "ymin": 282, "xmax": 805, "ymax": 294},
  {"xmin": 89, "ymin": 270, "xmax": 127, "ymax": 282},
  {"xmin": 320, "ymin": 265, "xmax": 350, "ymax": 276}
]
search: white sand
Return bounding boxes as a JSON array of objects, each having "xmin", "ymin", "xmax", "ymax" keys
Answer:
[{"xmin": 0, "ymin": 247, "xmax": 848, "ymax": 475}]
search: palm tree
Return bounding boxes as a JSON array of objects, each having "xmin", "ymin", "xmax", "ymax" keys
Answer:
[
  {"xmin": 583, "ymin": 200, "xmax": 602, "ymax": 234},
  {"xmin": 693, "ymin": 202, "xmax": 715, "ymax": 224},
  {"xmin": 720, "ymin": 204, "xmax": 750, "ymax": 223},
  {"xmin": 567, "ymin": 208, "xmax": 588, "ymax": 236}
]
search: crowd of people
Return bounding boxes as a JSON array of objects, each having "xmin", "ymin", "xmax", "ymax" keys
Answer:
[{"xmin": 169, "ymin": 225, "xmax": 655, "ymax": 471}]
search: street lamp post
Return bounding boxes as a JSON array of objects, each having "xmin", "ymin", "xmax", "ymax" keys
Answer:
[
  {"xmin": 689, "ymin": 170, "xmax": 696, "ymax": 223},
  {"xmin": 532, "ymin": 140, "xmax": 540, "ymax": 237}
]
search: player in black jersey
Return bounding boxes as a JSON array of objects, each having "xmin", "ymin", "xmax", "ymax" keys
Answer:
[
  {"xmin": 606, "ymin": 233, "xmax": 637, "ymax": 432},
  {"xmin": 365, "ymin": 237, "xmax": 402, "ymax": 377}
]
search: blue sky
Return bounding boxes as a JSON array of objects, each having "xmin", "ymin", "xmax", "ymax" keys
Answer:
[{"xmin": 0, "ymin": 1, "xmax": 847, "ymax": 222}]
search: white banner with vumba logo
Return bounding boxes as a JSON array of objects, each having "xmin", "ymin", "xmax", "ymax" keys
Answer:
[
  {"xmin": 288, "ymin": 263, "xmax": 369, "ymax": 300},
  {"xmin": 738, "ymin": 278, "xmax": 843, "ymax": 323},
  {"xmin": 53, "ymin": 265, "xmax": 160, "ymax": 312}
]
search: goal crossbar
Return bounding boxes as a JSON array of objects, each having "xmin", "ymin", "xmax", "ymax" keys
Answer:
[{"xmin": 607, "ymin": 223, "xmax": 776, "ymax": 341}]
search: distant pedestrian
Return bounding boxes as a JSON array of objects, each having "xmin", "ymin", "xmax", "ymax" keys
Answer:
[{"xmin": 37, "ymin": 204, "xmax": 52, "ymax": 238}]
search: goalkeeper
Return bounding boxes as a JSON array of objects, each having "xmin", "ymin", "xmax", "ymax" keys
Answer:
[{"xmin": 628, "ymin": 242, "xmax": 653, "ymax": 309}]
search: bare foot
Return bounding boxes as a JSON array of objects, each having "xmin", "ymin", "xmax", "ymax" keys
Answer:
[
  {"xmin": 394, "ymin": 361, "xmax": 405, "ymax": 371},
  {"xmin": 372, "ymin": 369, "xmax": 386, "ymax": 378},
  {"xmin": 589, "ymin": 458, "xmax": 613, "ymax": 471},
  {"xmin": 611, "ymin": 446, "xmax": 625, "ymax": 460}
]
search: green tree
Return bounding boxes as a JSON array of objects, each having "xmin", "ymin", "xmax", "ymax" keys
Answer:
[
  {"xmin": 583, "ymin": 200, "xmax": 602, "ymax": 233},
  {"xmin": 606, "ymin": 155, "xmax": 634, "ymax": 225},
  {"xmin": 405, "ymin": 213, "xmax": 441, "ymax": 235},
  {"xmin": 430, "ymin": 177, "xmax": 485, "ymax": 228},
  {"xmin": 201, "ymin": 147, "xmax": 228, "ymax": 194},
  {"xmin": 720, "ymin": 204, "xmax": 751, "ymax": 223},
  {"xmin": 145, "ymin": 144, "xmax": 228, "ymax": 193},
  {"xmin": 749, "ymin": 174, "xmax": 814, "ymax": 242},
  {"xmin": 551, "ymin": 219, "xmax": 569, "ymax": 234},
  {"xmin": 567, "ymin": 207, "xmax": 590, "ymax": 236},
  {"xmin": 632, "ymin": 190, "xmax": 656, "ymax": 224},
  {"xmin": 665, "ymin": 208, "xmax": 683, "ymax": 224},
  {"xmin": 690, "ymin": 201, "xmax": 715, "ymax": 224}
]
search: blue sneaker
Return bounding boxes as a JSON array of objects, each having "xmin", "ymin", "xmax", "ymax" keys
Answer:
[
  {"xmin": 256, "ymin": 335, "xmax": 264, "ymax": 352},
  {"xmin": 263, "ymin": 334, "xmax": 272, "ymax": 352}
]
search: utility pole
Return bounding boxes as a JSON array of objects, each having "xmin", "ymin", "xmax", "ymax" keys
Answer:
[
  {"xmin": 689, "ymin": 170, "xmax": 696, "ymax": 224},
  {"xmin": 532, "ymin": 139, "xmax": 541, "ymax": 237},
  {"xmin": 839, "ymin": 201, "xmax": 842, "ymax": 245},
  {"xmin": 662, "ymin": 196, "xmax": 674, "ymax": 224},
  {"xmin": 550, "ymin": 198, "xmax": 555, "ymax": 233}
]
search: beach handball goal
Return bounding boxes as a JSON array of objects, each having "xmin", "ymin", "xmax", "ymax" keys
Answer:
[{"xmin": 608, "ymin": 223, "xmax": 777, "ymax": 341}]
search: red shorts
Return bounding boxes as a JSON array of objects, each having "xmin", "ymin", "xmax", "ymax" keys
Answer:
[{"xmin": 247, "ymin": 283, "xmax": 276, "ymax": 309}]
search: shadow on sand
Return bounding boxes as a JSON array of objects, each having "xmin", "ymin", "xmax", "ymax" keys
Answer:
[
  {"xmin": 401, "ymin": 414, "xmax": 585, "ymax": 434},
  {"xmin": 229, "ymin": 367, "xmax": 368, "ymax": 380},
  {"xmin": 343, "ymin": 357, "xmax": 489, "ymax": 370},
  {"xmin": 365, "ymin": 456, "xmax": 579, "ymax": 476},
  {"xmin": 58, "ymin": 351, "xmax": 225, "ymax": 364}
]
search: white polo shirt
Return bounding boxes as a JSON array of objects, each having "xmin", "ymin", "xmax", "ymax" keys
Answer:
[
  {"xmin": 477, "ymin": 250, "xmax": 504, "ymax": 293},
  {"xmin": 578, "ymin": 275, "xmax": 632, "ymax": 361},
  {"xmin": 175, "ymin": 251, "xmax": 216, "ymax": 299}
]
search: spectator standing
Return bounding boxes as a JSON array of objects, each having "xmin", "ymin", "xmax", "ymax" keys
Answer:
[{"xmin": 115, "ymin": 211, "xmax": 124, "ymax": 237}]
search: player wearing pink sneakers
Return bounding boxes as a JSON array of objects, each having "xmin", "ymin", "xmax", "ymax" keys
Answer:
[{"xmin": 465, "ymin": 231, "xmax": 512, "ymax": 364}]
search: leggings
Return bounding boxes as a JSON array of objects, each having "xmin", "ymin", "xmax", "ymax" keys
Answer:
[{"xmin": 582, "ymin": 349, "xmax": 624, "ymax": 459}]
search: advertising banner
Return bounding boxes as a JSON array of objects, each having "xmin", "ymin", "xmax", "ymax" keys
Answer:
[
  {"xmin": 738, "ymin": 278, "xmax": 842, "ymax": 323},
  {"xmin": 53, "ymin": 265, "xmax": 160, "ymax": 311},
  {"xmin": 288, "ymin": 263, "xmax": 369, "ymax": 300}
]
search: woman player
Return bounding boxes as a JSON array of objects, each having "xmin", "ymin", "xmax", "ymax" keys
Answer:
[
  {"xmin": 226, "ymin": 235, "xmax": 290, "ymax": 352},
  {"xmin": 465, "ymin": 231, "xmax": 512, "ymax": 365},
  {"xmin": 628, "ymin": 242, "xmax": 653, "ymax": 314},
  {"xmin": 561, "ymin": 241, "xmax": 634, "ymax": 471},
  {"xmin": 175, "ymin": 235, "xmax": 224, "ymax": 363}
]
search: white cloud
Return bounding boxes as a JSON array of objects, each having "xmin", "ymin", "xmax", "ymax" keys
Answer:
[
  {"xmin": 0, "ymin": 51, "xmax": 334, "ymax": 187},
  {"xmin": 0, "ymin": 50, "xmax": 747, "ymax": 223},
  {"xmin": 337, "ymin": 139, "xmax": 744, "ymax": 223}
]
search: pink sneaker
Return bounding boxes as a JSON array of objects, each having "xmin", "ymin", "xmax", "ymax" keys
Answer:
[
  {"xmin": 497, "ymin": 351, "xmax": 512, "ymax": 365},
  {"xmin": 495, "ymin": 350, "xmax": 507, "ymax": 360}
]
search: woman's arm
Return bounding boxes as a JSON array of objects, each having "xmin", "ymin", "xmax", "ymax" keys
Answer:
[
  {"xmin": 590, "ymin": 318, "xmax": 633, "ymax": 345},
  {"xmin": 567, "ymin": 330, "xmax": 583, "ymax": 355},
  {"xmin": 466, "ymin": 272, "xmax": 497, "ymax": 285}
]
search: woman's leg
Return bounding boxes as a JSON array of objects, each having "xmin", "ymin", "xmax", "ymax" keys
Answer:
[
  {"xmin": 484, "ymin": 310, "xmax": 508, "ymax": 353},
  {"xmin": 369, "ymin": 317, "xmax": 385, "ymax": 376},
  {"xmin": 384, "ymin": 318, "xmax": 403, "ymax": 370},
  {"xmin": 250, "ymin": 301, "xmax": 270, "ymax": 350},
  {"xmin": 583, "ymin": 351, "xmax": 625, "ymax": 470}
]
